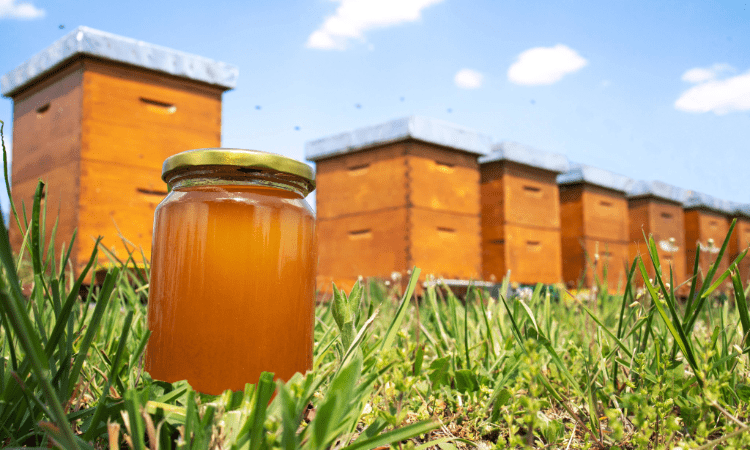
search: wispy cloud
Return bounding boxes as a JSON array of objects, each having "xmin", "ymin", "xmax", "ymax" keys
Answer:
[
  {"xmin": 675, "ymin": 64, "xmax": 750, "ymax": 114},
  {"xmin": 507, "ymin": 44, "xmax": 587, "ymax": 86},
  {"xmin": 306, "ymin": 0, "xmax": 444, "ymax": 50},
  {"xmin": 681, "ymin": 63, "xmax": 734, "ymax": 84},
  {"xmin": 454, "ymin": 68, "xmax": 483, "ymax": 89},
  {"xmin": 0, "ymin": 0, "xmax": 44, "ymax": 19}
]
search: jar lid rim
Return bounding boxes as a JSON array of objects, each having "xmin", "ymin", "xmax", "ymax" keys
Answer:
[{"xmin": 162, "ymin": 148, "xmax": 315, "ymax": 186}]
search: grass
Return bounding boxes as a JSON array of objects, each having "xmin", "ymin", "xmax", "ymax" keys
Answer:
[{"xmin": 3, "ymin": 122, "xmax": 750, "ymax": 448}]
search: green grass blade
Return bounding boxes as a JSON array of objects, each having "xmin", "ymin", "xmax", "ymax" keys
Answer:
[
  {"xmin": 732, "ymin": 268, "xmax": 750, "ymax": 347},
  {"xmin": 83, "ymin": 310, "xmax": 134, "ymax": 440},
  {"xmin": 464, "ymin": 285, "xmax": 471, "ymax": 370},
  {"xmin": 499, "ymin": 294, "xmax": 525, "ymax": 352},
  {"xmin": 340, "ymin": 420, "xmax": 438, "ymax": 450},
  {"xmin": 124, "ymin": 389, "xmax": 147, "ymax": 450},
  {"xmin": 477, "ymin": 290, "xmax": 496, "ymax": 358},
  {"xmin": 637, "ymin": 257, "xmax": 703, "ymax": 388},
  {"xmin": 380, "ymin": 267, "xmax": 420, "ymax": 352},
  {"xmin": 30, "ymin": 181, "xmax": 45, "ymax": 278},
  {"xmin": 581, "ymin": 305, "xmax": 634, "ymax": 360},
  {"xmin": 684, "ymin": 242, "xmax": 702, "ymax": 318},
  {"xmin": 0, "ymin": 121, "xmax": 22, "ymax": 232},
  {"xmin": 68, "ymin": 268, "xmax": 120, "ymax": 397},
  {"xmin": 701, "ymin": 218, "xmax": 736, "ymax": 292}
]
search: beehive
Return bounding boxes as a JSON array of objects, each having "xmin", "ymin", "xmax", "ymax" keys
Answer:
[
  {"xmin": 479, "ymin": 142, "xmax": 568, "ymax": 285},
  {"xmin": 626, "ymin": 180, "xmax": 688, "ymax": 288},
  {"xmin": 558, "ymin": 164, "xmax": 631, "ymax": 291},
  {"xmin": 682, "ymin": 192, "xmax": 733, "ymax": 291},
  {"xmin": 728, "ymin": 204, "xmax": 750, "ymax": 286},
  {"xmin": 306, "ymin": 116, "xmax": 489, "ymax": 291},
  {"xmin": 1, "ymin": 26, "xmax": 237, "ymax": 275}
]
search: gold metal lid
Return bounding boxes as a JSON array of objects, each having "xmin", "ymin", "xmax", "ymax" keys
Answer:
[{"xmin": 162, "ymin": 148, "xmax": 316, "ymax": 194}]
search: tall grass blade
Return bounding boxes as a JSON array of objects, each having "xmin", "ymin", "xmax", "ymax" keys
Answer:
[
  {"xmin": 341, "ymin": 420, "xmax": 438, "ymax": 450},
  {"xmin": 637, "ymin": 257, "xmax": 703, "ymax": 388},
  {"xmin": 68, "ymin": 268, "xmax": 119, "ymax": 397},
  {"xmin": 732, "ymin": 269, "xmax": 750, "ymax": 333},
  {"xmin": 380, "ymin": 267, "xmax": 420, "ymax": 352}
]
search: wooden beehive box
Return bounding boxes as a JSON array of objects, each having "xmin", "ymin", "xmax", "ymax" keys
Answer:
[
  {"xmin": 479, "ymin": 142, "xmax": 568, "ymax": 285},
  {"xmin": 306, "ymin": 116, "xmax": 489, "ymax": 292},
  {"xmin": 728, "ymin": 204, "xmax": 750, "ymax": 286},
  {"xmin": 626, "ymin": 180, "xmax": 688, "ymax": 288},
  {"xmin": 683, "ymin": 193, "xmax": 733, "ymax": 292},
  {"xmin": 2, "ymin": 26, "xmax": 236, "ymax": 276},
  {"xmin": 558, "ymin": 164, "xmax": 631, "ymax": 292}
]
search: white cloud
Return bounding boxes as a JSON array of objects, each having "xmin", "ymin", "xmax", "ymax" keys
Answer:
[
  {"xmin": 675, "ymin": 68, "xmax": 750, "ymax": 115},
  {"xmin": 507, "ymin": 44, "xmax": 587, "ymax": 86},
  {"xmin": 681, "ymin": 63, "xmax": 734, "ymax": 83},
  {"xmin": 306, "ymin": 0, "xmax": 444, "ymax": 50},
  {"xmin": 454, "ymin": 68, "xmax": 483, "ymax": 89},
  {"xmin": 0, "ymin": 0, "xmax": 44, "ymax": 19}
]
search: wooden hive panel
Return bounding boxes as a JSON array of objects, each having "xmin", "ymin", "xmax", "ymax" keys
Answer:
[
  {"xmin": 582, "ymin": 185, "xmax": 628, "ymax": 242},
  {"xmin": 559, "ymin": 185, "xmax": 584, "ymax": 240},
  {"xmin": 81, "ymin": 59, "xmax": 223, "ymax": 170},
  {"xmin": 406, "ymin": 142, "xmax": 480, "ymax": 215},
  {"xmin": 650, "ymin": 201, "xmax": 687, "ymax": 286},
  {"xmin": 503, "ymin": 224, "xmax": 562, "ymax": 285},
  {"xmin": 503, "ymin": 162, "xmax": 561, "ymax": 229},
  {"xmin": 11, "ymin": 62, "xmax": 83, "ymax": 185},
  {"xmin": 729, "ymin": 217, "xmax": 750, "ymax": 285},
  {"xmin": 480, "ymin": 160, "xmax": 506, "ymax": 227},
  {"xmin": 316, "ymin": 208, "xmax": 409, "ymax": 292},
  {"xmin": 684, "ymin": 209, "xmax": 730, "ymax": 290},
  {"xmin": 77, "ymin": 160, "xmax": 167, "ymax": 271},
  {"xmin": 627, "ymin": 199, "xmax": 649, "ymax": 278},
  {"xmin": 628, "ymin": 199, "xmax": 651, "ymax": 241},
  {"xmin": 560, "ymin": 184, "xmax": 628, "ymax": 291},
  {"xmin": 9, "ymin": 162, "xmax": 80, "ymax": 266},
  {"xmin": 562, "ymin": 238, "xmax": 629, "ymax": 292},
  {"xmin": 561, "ymin": 235, "xmax": 586, "ymax": 288},
  {"xmin": 314, "ymin": 144, "xmax": 408, "ymax": 220},
  {"xmin": 559, "ymin": 185, "xmax": 584, "ymax": 286},
  {"xmin": 482, "ymin": 239, "xmax": 506, "ymax": 282},
  {"xmin": 481, "ymin": 160, "xmax": 562, "ymax": 282},
  {"xmin": 480, "ymin": 161, "xmax": 506, "ymax": 280},
  {"xmin": 409, "ymin": 208, "xmax": 481, "ymax": 280},
  {"xmin": 628, "ymin": 198, "xmax": 687, "ymax": 287}
]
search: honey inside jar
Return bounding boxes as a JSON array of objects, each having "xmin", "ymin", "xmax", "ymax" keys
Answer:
[{"xmin": 145, "ymin": 149, "xmax": 317, "ymax": 395}]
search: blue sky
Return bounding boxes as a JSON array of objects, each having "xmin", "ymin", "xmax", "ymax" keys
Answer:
[{"xmin": 1, "ymin": 0, "xmax": 749, "ymax": 214}]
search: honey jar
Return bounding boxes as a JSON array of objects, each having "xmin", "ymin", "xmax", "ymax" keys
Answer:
[{"xmin": 145, "ymin": 148, "xmax": 317, "ymax": 395}]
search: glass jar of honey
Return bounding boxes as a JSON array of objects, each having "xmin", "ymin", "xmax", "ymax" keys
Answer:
[{"xmin": 145, "ymin": 148, "xmax": 317, "ymax": 395}]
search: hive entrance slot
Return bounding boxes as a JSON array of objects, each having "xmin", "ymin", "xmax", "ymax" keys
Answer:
[
  {"xmin": 348, "ymin": 229, "xmax": 372, "ymax": 240},
  {"xmin": 140, "ymin": 97, "xmax": 177, "ymax": 114},
  {"xmin": 526, "ymin": 240, "xmax": 542, "ymax": 251},
  {"xmin": 137, "ymin": 187, "xmax": 169, "ymax": 196},
  {"xmin": 437, "ymin": 227, "xmax": 456, "ymax": 237},
  {"xmin": 348, "ymin": 163, "xmax": 370, "ymax": 175},
  {"xmin": 36, "ymin": 103, "xmax": 50, "ymax": 117},
  {"xmin": 599, "ymin": 200, "xmax": 613, "ymax": 207},
  {"xmin": 435, "ymin": 161, "xmax": 455, "ymax": 173},
  {"xmin": 522, "ymin": 184, "xmax": 543, "ymax": 198},
  {"xmin": 661, "ymin": 212, "xmax": 673, "ymax": 219}
]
